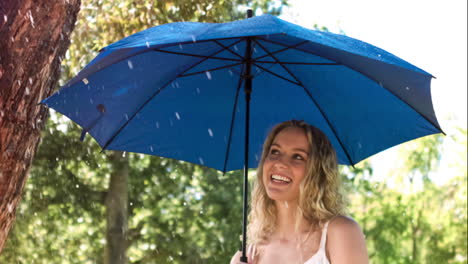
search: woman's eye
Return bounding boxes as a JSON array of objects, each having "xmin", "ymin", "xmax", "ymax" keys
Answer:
[
  {"xmin": 293, "ymin": 154, "xmax": 305, "ymax": 161},
  {"xmin": 269, "ymin": 149, "xmax": 279, "ymax": 155}
]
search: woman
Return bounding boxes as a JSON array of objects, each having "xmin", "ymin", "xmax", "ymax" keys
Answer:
[{"xmin": 230, "ymin": 120, "xmax": 368, "ymax": 264}]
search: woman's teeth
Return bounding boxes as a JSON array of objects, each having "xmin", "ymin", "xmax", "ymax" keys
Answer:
[{"xmin": 271, "ymin": 174, "xmax": 291, "ymax": 183}]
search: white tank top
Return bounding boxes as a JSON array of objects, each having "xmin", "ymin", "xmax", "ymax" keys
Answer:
[{"xmin": 248, "ymin": 221, "xmax": 330, "ymax": 264}]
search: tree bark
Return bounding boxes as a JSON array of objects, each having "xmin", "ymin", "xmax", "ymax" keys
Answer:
[
  {"xmin": 105, "ymin": 151, "xmax": 129, "ymax": 264},
  {"xmin": 0, "ymin": 0, "xmax": 81, "ymax": 253}
]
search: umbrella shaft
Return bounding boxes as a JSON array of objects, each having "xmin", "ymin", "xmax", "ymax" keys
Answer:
[{"xmin": 240, "ymin": 33, "xmax": 253, "ymax": 262}]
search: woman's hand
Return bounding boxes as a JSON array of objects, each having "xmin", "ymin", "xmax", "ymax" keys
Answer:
[{"xmin": 229, "ymin": 251, "xmax": 250, "ymax": 264}]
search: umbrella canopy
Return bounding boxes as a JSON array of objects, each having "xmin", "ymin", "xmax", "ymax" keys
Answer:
[
  {"xmin": 43, "ymin": 14, "xmax": 442, "ymax": 171},
  {"xmin": 42, "ymin": 12, "xmax": 443, "ymax": 262}
]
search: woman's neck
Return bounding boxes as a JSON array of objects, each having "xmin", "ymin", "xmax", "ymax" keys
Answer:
[{"xmin": 274, "ymin": 200, "xmax": 310, "ymax": 241}]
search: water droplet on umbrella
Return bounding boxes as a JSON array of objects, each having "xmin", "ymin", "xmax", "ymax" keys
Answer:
[
  {"xmin": 175, "ymin": 112, "xmax": 180, "ymax": 120},
  {"xmin": 82, "ymin": 78, "xmax": 89, "ymax": 85},
  {"xmin": 208, "ymin": 128, "xmax": 214, "ymax": 137},
  {"xmin": 377, "ymin": 54, "xmax": 382, "ymax": 58},
  {"xmin": 146, "ymin": 41, "xmax": 150, "ymax": 48},
  {"xmin": 127, "ymin": 60, "xmax": 134, "ymax": 69},
  {"xmin": 205, "ymin": 71, "xmax": 212, "ymax": 80}
]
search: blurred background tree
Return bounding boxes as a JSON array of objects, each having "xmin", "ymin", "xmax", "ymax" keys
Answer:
[{"xmin": 1, "ymin": 0, "xmax": 466, "ymax": 263}]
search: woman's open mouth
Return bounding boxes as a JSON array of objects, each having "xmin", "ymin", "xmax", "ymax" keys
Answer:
[{"xmin": 270, "ymin": 174, "xmax": 292, "ymax": 184}]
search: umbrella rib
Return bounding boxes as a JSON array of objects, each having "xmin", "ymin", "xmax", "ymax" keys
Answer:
[
  {"xmin": 222, "ymin": 63, "xmax": 246, "ymax": 174},
  {"xmin": 253, "ymin": 40, "xmax": 309, "ymax": 60},
  {"xmin": 252, "ymin": 63, "xmax": 301, "ymax": 86},
  {"xmin": 153, "ymin": 49, "xmax": 242, "ymax": 62},
  {"xmin": 213, "ymin": 40, "xmax": 244, "ymax": 60},
  {"xmin": 101, "ymin": 39, "xmax": 245, "ymax": 150},
  {"xmin": 253, "ymin": 39, "xmax": 355, "ymax": 165},
  {"xmin": 257, "ymin": 37, "xmax": 444, "ymax": 134},
  {"xmin": 254, "ymin": 61, "xmax": 340, "ymax": 65},
  {"xmin": 179, "ymin": 62, "xmax": 243, "ymax": 78}
]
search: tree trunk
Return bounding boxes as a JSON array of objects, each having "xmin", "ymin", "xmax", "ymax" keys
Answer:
[
  {"xmin": 105, "ymin": 151, "xmax": 129, "ymax": 264},
  {"xmin": 0, "ymin": 0, "xmax": 81, "ymax": 253}
]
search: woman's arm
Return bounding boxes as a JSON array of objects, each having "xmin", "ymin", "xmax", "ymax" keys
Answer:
[{"xmin": 327, "ymin": 216, "xmax": 369, "ymax": 264}]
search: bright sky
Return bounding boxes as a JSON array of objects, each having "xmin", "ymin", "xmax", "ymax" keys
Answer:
[{"xmin": 279, "ymin": 0, "xmax": 467, "ymax": 185}]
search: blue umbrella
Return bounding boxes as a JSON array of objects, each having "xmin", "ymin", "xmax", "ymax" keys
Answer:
[{"xmin": 42, "ymin": 10, "xmax": 443, "ymax": 262}]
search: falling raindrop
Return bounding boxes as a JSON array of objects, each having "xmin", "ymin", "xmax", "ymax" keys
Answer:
[
  {"xmin": 175, "ymin": 112, "xmax": 180, "ymax": 120},
  {"xmin": 179, "ymin": 43, "xmax": 183, "ymax": 50},
  {"xmin": 3, "ymin": 15, "xmax": 7, "ymax": 23},
  {"xmin": 196, "ymin": 87, "xmax": 200, "ymax": 94},
  {"xmin": 405, "ymin": 86, "xmax": 410, "ymax": 91},
  {"xmin": 27, "ymin": 10, "xmax": 35, "ymax": 28},
  {"xmin": 156, "ymin": 121, "xmax": 160, "ymax": 128},
  {"xmin": 25, "ymin": 87, "xmax": 30, "ymax": 95},
  {"xmin": 198, "ymin": 157, "xmax": 204, "ymax": 165},
  {"xmin": 125, "ymin": 114, "xmax": 129, "ymax": 120},
  {"xmin": 82, "ymin": 78, "xmax": 89, "ymax": 85},
  {"xmin": 207, "ymin": 128, "xmax": 214, "ymax": 137},
  {"xmin": 123, "ymin": 151, "xmax": 126, "ymax": 157},
  {"xmin": 205, "ymin": 71, "xmax": 212, "ymax": 80},
  {"xmin": 191, "ymin": 35, "xmax": 196, "ymax": 42},
  {"xmin": 234, "ymin": 45, "xmax": 238, "ymax": 51},
  {"xmin": 146, "ymin": 41, "xmax": 150, "ymax": 48},
  {"xmin": 75, "ymin": 184, "xmax": 80, "ymax": 188},
  {"xmin": 28, "ymin": 78, "xmax": 33, "ymax": 84},
  {"xmin": 127, "ymin": 60, "xmax": 134, "ymax": 70}
]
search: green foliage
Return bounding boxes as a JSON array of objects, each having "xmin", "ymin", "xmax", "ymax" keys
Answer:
[{"xmin": 343, "ymin": 131, "xmax": 467, "ymax": 264}]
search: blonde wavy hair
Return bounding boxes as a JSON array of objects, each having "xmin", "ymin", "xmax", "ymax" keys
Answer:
[{"xmin": 247, "ymin": 120, "xmax": 346, "ymax": 245}]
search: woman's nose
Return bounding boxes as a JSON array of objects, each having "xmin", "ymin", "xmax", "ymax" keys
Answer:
[{"xmin": 272, "ymin": 155, "xmax": 289, "ymax": 168}]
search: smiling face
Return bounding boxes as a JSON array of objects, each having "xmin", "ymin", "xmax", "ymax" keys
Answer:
[{"xmin": 262, "ymin": 126, "xmax": 310, "ymax": 203}]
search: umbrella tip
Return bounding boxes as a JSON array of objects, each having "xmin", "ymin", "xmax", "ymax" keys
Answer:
[{"xmin": 247, "ymin": 9, "xmax": 253, "ymax": 18}]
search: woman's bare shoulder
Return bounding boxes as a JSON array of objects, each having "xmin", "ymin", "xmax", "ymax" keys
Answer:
[
  {"xmin": 326, "ymin": 215, "xmax": 369, "ymax": 264},
  {"xmin": 328, "ymin": 215, "xmax": 361, "ymax": 232}
]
